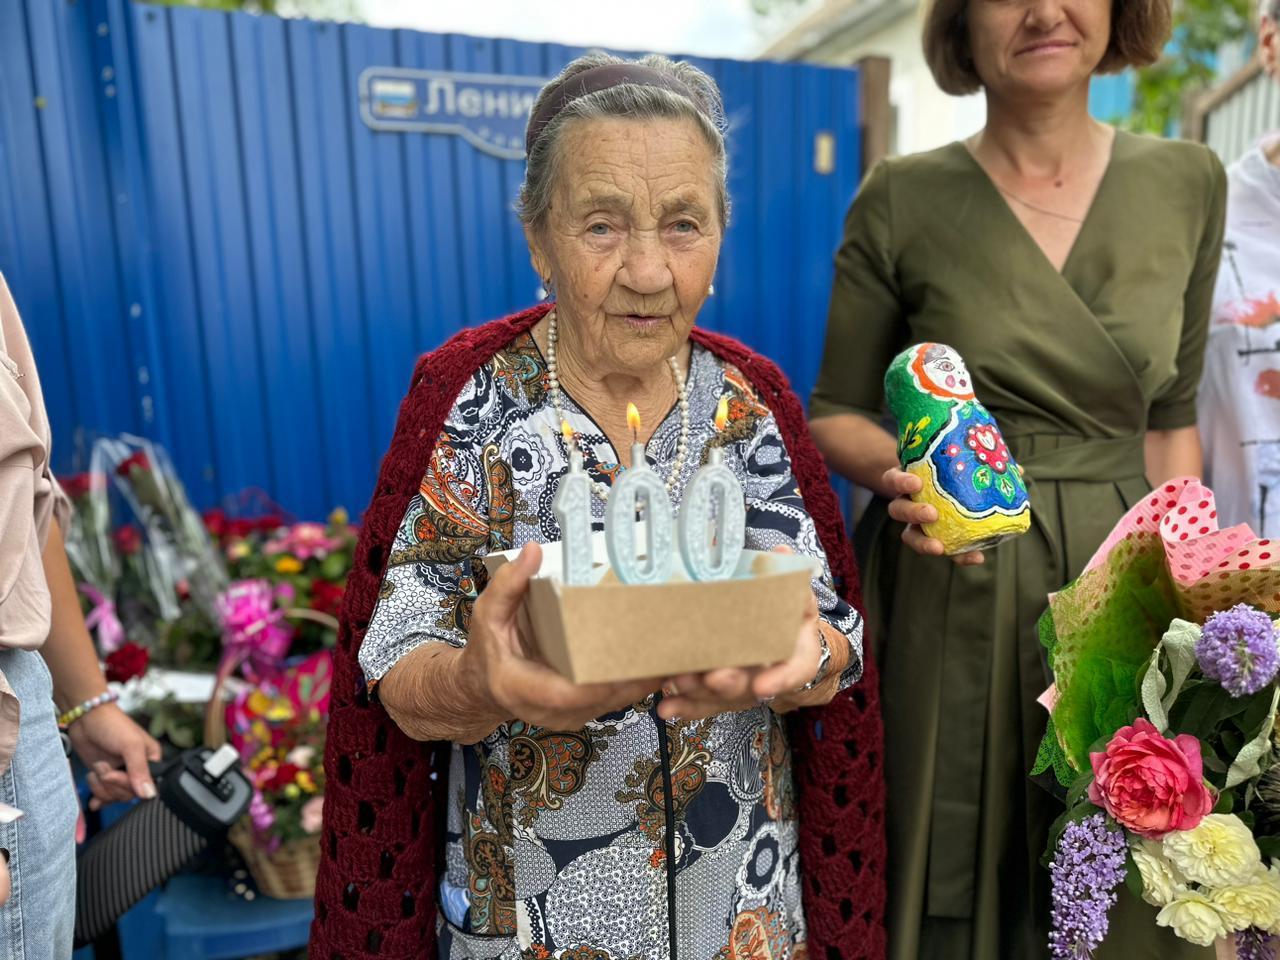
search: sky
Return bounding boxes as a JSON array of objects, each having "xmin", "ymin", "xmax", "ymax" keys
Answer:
[{"xmin": 358, "ymin": 0, "xmax": 815, "ymax": 60}]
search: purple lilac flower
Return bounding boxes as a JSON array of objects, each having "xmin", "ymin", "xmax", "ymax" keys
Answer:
[
  {"xmin": 1237, "ymin": 928, "xmax": 1278, "ymax": 960},
  {"xmin": 1049, "ymin": 813, "xmax": 1128, "ymax": 959},
  {"xmin": 1197, "ymin": 604, "xmax": 1280, "ymax": 697}
]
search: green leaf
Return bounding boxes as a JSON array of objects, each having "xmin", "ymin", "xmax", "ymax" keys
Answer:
[
  {"xmin": 1256, "ymin": 835, "xmax": 1280, "ymax": 860},
  {"xmin": 972, "ymin": 466, "xmax": 993, "ymax": 491},
  {"xmin": 321, "ymin": 553, "xmax": 348, "ymax": 581},
  {"xmin": 1214, "ymin": 790, "xmax": 1235, "ymax": 814},
  {"xmin": 1226, "ymin": 687, "xmax": 1280, "ymax": 789},
  {"xmin": 1124, "ymin": 847, "xmax": 1145, "ymax": 899},
  {"xmin": 1169, "ymin": 682, "xmax": 1237, "ymax": 740},
  {"xmin": 1140, "ymin": 620, "xmax": 1200, "ymax": 733},
  {"xmin": 1065, "ymin": 771, "xmax": 1096, "ymax": 810},
  {"xmin": 1124, "ymin": 0, "xmax": 1252, "ymax": 134},
  {"xmin": 1201, "ymin": 741, "xmax": 1229, "ymax": 775}
]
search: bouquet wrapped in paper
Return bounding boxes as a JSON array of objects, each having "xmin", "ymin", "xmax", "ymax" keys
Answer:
[
  {"xmin": 103, "ymin": 435, "xmax": 227, "ymax": 623},
  {"xmin": 1035, "ymin": 477, "xmax": 1280, "ymax": 958}
]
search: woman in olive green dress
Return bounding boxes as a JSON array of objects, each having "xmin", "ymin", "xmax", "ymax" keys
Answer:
[{"xmin": 809, "ymin": 0, "xmax": 1226, "ymax": 958}]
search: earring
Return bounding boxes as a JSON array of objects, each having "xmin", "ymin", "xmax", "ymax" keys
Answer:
[
  {"xmin": 708, "ymin": 283, "xmax": 716, "ymax": 296},
  {"xmin": 538, "ymin": 277, "xmax": 555, "ymax": 301}
]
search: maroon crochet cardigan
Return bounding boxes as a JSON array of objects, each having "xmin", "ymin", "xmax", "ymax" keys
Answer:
[{"xmin": 309, "ymin": 303, "xmax": 887, "ymax": 958}]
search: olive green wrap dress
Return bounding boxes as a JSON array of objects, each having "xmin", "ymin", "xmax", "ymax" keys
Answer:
[{"xmin": 810, "ymin": 132, "xmax": 1227, "ymax": 960}]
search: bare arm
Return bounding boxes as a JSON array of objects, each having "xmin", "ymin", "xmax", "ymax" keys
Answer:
[
  {"xmin": 808, "ymin": 412, "xmax": 900, "ymax": 497},
  {"xmin": 810, "ymin": 411, "xmax": 985, "ymax": 565},
  {"xmin": 43, "ymin": 518, "xmax": 161, "ymax": 802},
  {"xmin": 376, "ymin": 544, "xmax": 661, "ymax": 743},
  {"xmin": 1145, "ymin": 426, "xmax": 1203, "ymax": 488},
  {"xmin": 378, "ymin": 643, "xmax": 503, "ymax": 745},
  {"xmin": 40, "ymin": 519, "xmax": 107, "ymax": 710}
]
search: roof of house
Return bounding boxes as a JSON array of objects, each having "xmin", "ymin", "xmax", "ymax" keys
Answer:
[{"xmin": 760, "ymin": 0, "xmax": 918, "ymax": 61}]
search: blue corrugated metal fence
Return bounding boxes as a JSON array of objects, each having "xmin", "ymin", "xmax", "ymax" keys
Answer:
[{"xmin": 0, "ymin": 0, "xmax": 863, "ymax": 519}]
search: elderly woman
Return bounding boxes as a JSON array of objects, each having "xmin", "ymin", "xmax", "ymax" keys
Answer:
[
  {"xmin": 809, "ymin": 0, "xmax": 1224, "ymax": 958},
  {"xmin": 311, "ymin": 54, "xmax": 883, "ymax": 960}
]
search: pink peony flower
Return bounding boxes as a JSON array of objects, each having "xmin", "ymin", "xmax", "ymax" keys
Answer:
[
  {"xmin": 301, "ymin": 795, "xmax": 324, "ymax": 834},
  {"xmin": 1088, "ymin": 718, "xmax": 1215, "ymax": 839}
]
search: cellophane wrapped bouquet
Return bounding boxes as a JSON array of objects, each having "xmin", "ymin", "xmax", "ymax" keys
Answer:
[
  {"xmin": 61, "ymin": 435, "xmax": 226, "ymax": 670},
  {"xmin": 1037, "ymin": 478, "xmax": 1280, "ymax": 958}
]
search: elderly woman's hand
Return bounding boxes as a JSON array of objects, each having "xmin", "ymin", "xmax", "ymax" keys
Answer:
[
  {"xmin": 883, "ymin": 466, "xmax": 985, "ymax": 566},
  {"xmin": 462, "ymin": 543, "xmax": 665, "ymax": 731},
  {"xmin": 655, "ymin": 548, "xmax": 846, "ymax": 721}
]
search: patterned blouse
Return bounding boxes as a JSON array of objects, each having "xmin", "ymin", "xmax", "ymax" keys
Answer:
[{"xmin": 359, "ymin": 331, "xmax": 863, "ymax": 960}]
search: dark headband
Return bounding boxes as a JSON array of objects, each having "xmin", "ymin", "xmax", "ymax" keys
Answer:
[{"xmin": 525, "ymin": 63, "xmax": 700, "ymax": 156}]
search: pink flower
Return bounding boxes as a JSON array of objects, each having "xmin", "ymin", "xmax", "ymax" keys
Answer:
[
  {"xmin": 263, "ymin": 522, "xmax": 342, "ymax": 561},
  {"xmin": 249, "ymin": 789, "xmax": 275, "ymax": 833},
  {"xmin": 1087, "ymin": 718, "xmax": 1214, "ymax": 839},
  {"xmin": 301, "ymin": 795, "xmax": 324, "ymax": 834}
]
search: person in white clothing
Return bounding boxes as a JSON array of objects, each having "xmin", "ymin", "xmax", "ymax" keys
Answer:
[{"xmin": 1199, "ymin": 0, "xmax": 1280, "ymax": 533}]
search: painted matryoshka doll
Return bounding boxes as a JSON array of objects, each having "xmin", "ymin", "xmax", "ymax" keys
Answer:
[{"xmin": 884, "ymin": 342, "xmax": 1031, "ymax": 554}]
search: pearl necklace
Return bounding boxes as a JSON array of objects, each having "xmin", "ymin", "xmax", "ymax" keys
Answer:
[{"xmin": 545, "ymin": 309, "xmax": 691, "ymax": 501}]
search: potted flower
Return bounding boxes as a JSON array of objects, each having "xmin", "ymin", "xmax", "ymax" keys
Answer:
[{"xmin": 222, "ymin": 650, "xmax": 331, "ymax": 899}]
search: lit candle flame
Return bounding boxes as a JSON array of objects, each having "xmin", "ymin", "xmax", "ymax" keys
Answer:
[
  {"xmin": 714, "ymin": 395, "xmax": 729, "ymax": 432},
  {"xmin": 626, "ymin": 403, "xmax": 641, "ymax": 442},
  {"xmin": 560, "ymin": 419, "xmax": 574, "ymax": 445}
]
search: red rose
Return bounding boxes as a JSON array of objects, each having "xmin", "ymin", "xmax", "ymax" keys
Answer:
[
  {"xmin": 104, "ymin": 642, "xmax": 150, "ymax": 683},
  {"xmin": 266, "ymin": 762, "xmax": 302, "ymax": 791},
  {"xmin": 113, "ymin": 525, "xmax": 142, "ymax": 556},
  {"xmin": 114, "ymin": 451, "xmax": 151, "ymax": 477},
  {"xmin": 255, "ymin": 514, "xmax": 287, "ymax": 534},
  {"xmin": 1088, "ymin": 718, "xmax": 1214, "ymax": 838},
  {"xmin": 227, "ymin": 518, "xmax": 256, "ymax": 539},
  {"xmin": 310, "ymin": 580, "xmax": 345, "ymax": 618},
  {"xmin": 61, "ymin": 473, "xmax": 102, "ymax": 500},
  {"xmin": 203, "ymin": 508, "xmax": 228, "ymax": 538}
]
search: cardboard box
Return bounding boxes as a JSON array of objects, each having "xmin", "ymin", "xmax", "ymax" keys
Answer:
[{"xmin": 483, "ymin": 533, "xmax": 820, "ymax": 684}]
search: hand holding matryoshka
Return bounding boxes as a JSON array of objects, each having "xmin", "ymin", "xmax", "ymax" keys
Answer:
[{"xmin": 883, "ymin": 343, "xmax": 1031, "ymax": 555}]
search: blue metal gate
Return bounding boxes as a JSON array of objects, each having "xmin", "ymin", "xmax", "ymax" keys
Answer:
[{"xmin": 0, "ymin": 0, "xmax": 863, "ymax": 519}]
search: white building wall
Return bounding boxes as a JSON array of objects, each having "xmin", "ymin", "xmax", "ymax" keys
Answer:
[{"xmin": 790, "ymin": 5, "xmax": 986, "ymax": 155}]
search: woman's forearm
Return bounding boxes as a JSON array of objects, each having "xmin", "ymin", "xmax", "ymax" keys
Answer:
[
  {"xmin": 378, "ymin": 642, "xmax": 505, "ymax": 745},
  {"xmin": 41, "ymin": 519, "xmax": 109, "ymax": 712},
  {"xmin": 809, "ymin": 413, "xmax": 900, "ymax": 498},
  {"xmin": 1144, "ymin": 426, "xmax": 1203, "ymax": 488}
]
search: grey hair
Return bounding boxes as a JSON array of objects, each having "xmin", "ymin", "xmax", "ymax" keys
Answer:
[
  {"xmin": 1266, "ymin": 0, "xmax": 1280, "ymax": 22},
  {"xmin": 518, "ymin": 52, "xmax": 730, "ymax": 231}
]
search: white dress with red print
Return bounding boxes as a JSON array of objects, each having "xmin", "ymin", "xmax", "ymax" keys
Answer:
[{"xmin": 1200, "ymin": 135, "xmax": 1280, "ymax": 535}]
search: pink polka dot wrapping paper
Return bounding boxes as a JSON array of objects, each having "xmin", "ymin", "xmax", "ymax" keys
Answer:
[
  {"xmin": 1081, "ymin": 476, "xmax": 1280, "ymax": 621},
  {"xmin": 1034, "ymin": 476, "xmax": 1280, "ymax": 781}
]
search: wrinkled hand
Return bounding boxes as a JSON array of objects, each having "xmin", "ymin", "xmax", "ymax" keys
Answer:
[
  {"xmin": 657, "ymin": 547, "xmax": 827, "ymax": 721},
  {"xmin": 68, "ymin": 702, "xmax": 162, "ymax": 810},
  {"xmin": 883, "ymin": 467, "xmax": 984, "ymax": 566},
  {"xmin": 462, "ymin": 543, "xmax": 664, "ymax": 731}
]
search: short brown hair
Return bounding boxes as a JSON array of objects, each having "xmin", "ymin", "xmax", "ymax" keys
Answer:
[{"xmin": 922, "ymin": 0, "xmax": 1173, "ymax": 96}]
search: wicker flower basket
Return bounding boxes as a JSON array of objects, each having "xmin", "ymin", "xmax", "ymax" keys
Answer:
[
  {"xmin": 1215, "ymin": 938, "xmax": 1235, "ymax": 959},
  {"xmin": 228, "ymin": 820, "xmax": 321, "ymax": 900},
  {"xmin": 205, "ymin": 605, "xmax": 337, "ymax": 900}
]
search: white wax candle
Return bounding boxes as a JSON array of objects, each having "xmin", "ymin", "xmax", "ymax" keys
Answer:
[
  {"xmin": 552, "ymin": 428, "xmax": 593, "ymax": 585},
  {"xmin": 677, "ymin": 417, "xmax": 746, "ymax": 581},
  {"xmin": 604, "ymin": 408, "xmax": 675, "ymax": 585}
]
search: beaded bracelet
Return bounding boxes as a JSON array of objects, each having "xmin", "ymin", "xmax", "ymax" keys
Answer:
[{"xmin": 57, "ymin": 689, "xmax": 119, "ymax": 731}]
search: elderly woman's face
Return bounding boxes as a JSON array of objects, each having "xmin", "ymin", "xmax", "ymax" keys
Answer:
[
  {"xmin": 967, "ymin": 0, "xmax": 1111, "ymax": 100},
  {"xmin": 529, "ymin": 117, "xmax": 721, "ymax": 378}
]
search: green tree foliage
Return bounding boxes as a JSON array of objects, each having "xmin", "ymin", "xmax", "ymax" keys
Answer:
[{"xmin": 1127, "ymin": 0, "xmax": 1253, "ymax": 133}]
